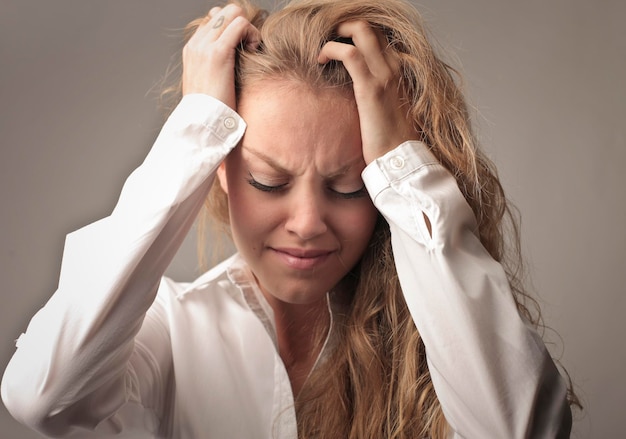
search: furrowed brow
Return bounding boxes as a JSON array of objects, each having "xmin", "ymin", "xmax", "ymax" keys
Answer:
[
  {"xmin": 242, "ymin": 146, "xmax": 363, "ymax": 178},
  {"xmin": 243, "ymin": 146, "xmax": 290, "ymax": 174},
  {"xmin": 324, "ymin": 155, "xmax": 365, "ymax": 179}
]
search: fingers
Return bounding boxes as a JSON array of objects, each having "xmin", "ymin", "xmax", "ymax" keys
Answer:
[
  {"xmin": 182, "ymin": 4, "xmax": 260, "ymax": 104},
  {"xmin": 318, "ymin": 20, "xmax": 398, "ymax": 83},
  {"xmin": 220, "ymin": 15, "xmax": 261, "ymax": 51},
  {"xmin": 189, "ymin": 4, "xmax": 259, "ymax": 51},
  {"xmin": 208, "ymin": 6, "xmax": 222, "ymax": 18},
  {"xmin": 318, "ymin": 21, "xmax": 417, "ymax": 164},
  {"xmin": 319, "ymin": 40, "xmax": 373, "ymax": 84}
]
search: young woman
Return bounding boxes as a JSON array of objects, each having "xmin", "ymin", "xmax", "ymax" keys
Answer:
[{"xmin": 2, "ymin": 0, "xmax": 577, "ymax": 437}]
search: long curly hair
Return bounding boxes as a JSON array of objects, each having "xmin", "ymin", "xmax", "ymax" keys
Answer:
[{"xmin": 172, "ymin": 0, "xmax": 580, "ymax": 437}]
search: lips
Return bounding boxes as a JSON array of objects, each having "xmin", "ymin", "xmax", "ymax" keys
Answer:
[{"xmin": 270, "ymin": 247, "xmax": 334, "ymax": 270}]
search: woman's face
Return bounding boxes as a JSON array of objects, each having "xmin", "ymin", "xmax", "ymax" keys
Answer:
[{"xmin": 218, "ymin": 80, "xmax": 378, "ymax": 308}]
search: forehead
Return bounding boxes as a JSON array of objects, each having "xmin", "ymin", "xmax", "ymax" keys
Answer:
[
  {"xmin": 237, "ymin": 80, "xmax": 363, "ymax": 174},
  {"xmin": 238, "ymin": 79, "xmax": 355, "ymax": 122}
]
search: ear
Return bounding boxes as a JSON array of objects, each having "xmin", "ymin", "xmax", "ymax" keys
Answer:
[{"xmin": 216, "ymin": 161, "xmax": 228, "ymax": 194}]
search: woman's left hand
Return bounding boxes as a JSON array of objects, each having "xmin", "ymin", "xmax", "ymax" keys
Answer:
[{"xmin": 318, "ymin": 21, "xmax": 419, "ymax": 165}]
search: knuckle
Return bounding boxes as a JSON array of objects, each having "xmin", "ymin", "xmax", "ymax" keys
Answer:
[
  {"xmin": 231, "ymin": 15, "xmax": 248, "ymax": 28},
  {"xmin": 352, "ymin": 20, "xmax": 370, "ymax": 33},
  {"xmin": 182, "ymin": 41, "xmax": 196, "ymax": 57},
  {"xmin": 224, "ymin": 4, "xmax": 244, "ymax": 16},
  {"xmin": 183, "ymin": 37, "xmax": 202, "ymax": 54},
  {"xmin": 212, "ymin": 43, "xmax": 232, "ymax": 58},
  {"xmin": 343, "ymin": 45, "xmax": 360, "ymax": 61}
]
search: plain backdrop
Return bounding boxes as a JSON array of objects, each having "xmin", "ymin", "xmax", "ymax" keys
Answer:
[{"xmin": 1, "ymin": 0, "xmax": 624, "ymax": 437}]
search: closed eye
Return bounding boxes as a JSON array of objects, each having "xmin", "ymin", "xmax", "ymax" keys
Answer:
[
  {"xmin": 247, "ymin": 174, "xmax": 288, "ymax": 193},
  {"xmin": 247, "ymin": 172, "xmax": 367, "ymax": 199},
  {"xmin": 329, "ymin": 186, "xmax": 368, "ymax": 200}
]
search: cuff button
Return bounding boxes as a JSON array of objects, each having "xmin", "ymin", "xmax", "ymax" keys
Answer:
[
  {"xmin": 224, "ymin": 117, "xmax": 237, "ymax": 130},
  {"xmin": 389, "ymin": 156, "xmax": 405, "ymax": 170}
]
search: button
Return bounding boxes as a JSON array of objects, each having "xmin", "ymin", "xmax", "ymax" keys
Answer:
[
  {"xmin": 223, "ymin": 117, "xmax": 236, "ymax": 130},
  {"xmin": 389, "ymin": 156, "xmax": 405, "ymax": 170}
]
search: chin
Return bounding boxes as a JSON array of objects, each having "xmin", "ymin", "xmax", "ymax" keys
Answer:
[
  {"xmin": 274, "ymin": 289, "xmax": 330, "ymax": 306},
  {"xmin": 261, "ymin": 280, "xmax": 334, "ymax": 306}
]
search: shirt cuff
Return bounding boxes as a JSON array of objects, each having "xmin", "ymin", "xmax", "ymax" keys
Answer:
[
  {"xmin": 362, "ymin": 141, "xmax": 438, "ymax": 202},
  {"xmin": 169, "ymin": 94, "xmax": 246, "ymax": 148}
]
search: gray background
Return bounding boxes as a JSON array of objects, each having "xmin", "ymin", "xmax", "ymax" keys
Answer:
[{"xmin": 1, "ymin": 0, "xmax": 623, "ymax": 437}]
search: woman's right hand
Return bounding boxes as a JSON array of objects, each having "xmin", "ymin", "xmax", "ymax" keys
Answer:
[{"xmin": 182, "ymin": 4, "xmax": 260, "ymax": 110}]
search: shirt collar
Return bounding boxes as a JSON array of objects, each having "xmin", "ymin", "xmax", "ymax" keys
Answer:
[{"xmin": 226, "ymin": 253, "xmax": 338, "ymax": 367}]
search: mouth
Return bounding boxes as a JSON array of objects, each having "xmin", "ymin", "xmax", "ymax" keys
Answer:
[{"xmin": 270, "ymin": 247, "xmax": 334, "ymax": 270}]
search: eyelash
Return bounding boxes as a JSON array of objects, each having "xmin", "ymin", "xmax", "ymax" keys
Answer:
[
  {"xmin": 246, "ymin": 175, "xmax": 367, "ymax": 200},
  {"xmin": 246, "ymin": 177, "xmax": 287, "ymax": 193},
  {"xmin": 332, "ymin": 187, "xmax": 368, "ymax": 199}
]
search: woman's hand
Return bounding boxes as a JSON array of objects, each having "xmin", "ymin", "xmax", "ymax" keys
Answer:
[
  {"xmin": 318, "ymin": 21, "xmax": 418, "ymax": 165},
  {"xmin": 182, "ymin": 4, "xmax": 260, "ymax": 109}
]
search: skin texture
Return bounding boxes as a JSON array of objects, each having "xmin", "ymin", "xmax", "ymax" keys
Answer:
[
  {"xmin": 182, "ymin": 6, "xmax": 417, "ymax": 163},
  {"xmin": 318, "ymin": 20, "xmax": 418, "ymax": 164},
  {"xmin": 218, "ymin": 82, "xmax": 378, "ymax": 307},
  {"xmin": 217, "ymin": 83, "xmax": 379, "ymax": 394},
  {"xmin": 182, "ymin": 4, "xmax": 418, "ymax": 394},
  {"xmin": 182, "ymin": 5, "xmax": 261, "ymax": 107}
]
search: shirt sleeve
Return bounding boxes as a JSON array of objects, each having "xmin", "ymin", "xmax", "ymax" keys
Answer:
[
  {"xmin": 362, "ymin": 141, "xmax": 572, "ymax": 438},
  {"xmin": 0, "ymin": 94, "xmax": 246, "ymax": 437}
]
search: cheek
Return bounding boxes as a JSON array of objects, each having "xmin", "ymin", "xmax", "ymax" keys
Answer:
[
  {"xmin": 336, "ymin": 202, "xmax": 379, "ymax": 250},
  {"xmin": 225, "ymin": 181, "xmax": 255, "ymax": 236},
  {"xmin": 227, "ymin": 186, "xmax": 280, "ymax": 248}
]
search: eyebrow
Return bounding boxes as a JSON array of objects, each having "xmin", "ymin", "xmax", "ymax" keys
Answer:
[{"xmin": 242, "ymin": 146, "xmax": 362, "ymax": 179}]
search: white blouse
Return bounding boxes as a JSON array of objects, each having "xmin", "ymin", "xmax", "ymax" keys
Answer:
[{"xmin": 1, "ymin": 94, "xmax": 571, "ymax": 438}]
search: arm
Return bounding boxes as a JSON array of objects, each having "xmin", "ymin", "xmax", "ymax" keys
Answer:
[
  {"xmin": 321, "ymin": 21, "xmax": 571, "ymax": 438},
  {"xmin": 1, "ymin": 95, "xmax": 245, "ymax": 436},
  {"xmin": 2, "ymin": 5, "xmax": 260, "ymax": 434},
  {"xmin": 363, "ymin": 141, "xmax": 572, "ymax": 437}
]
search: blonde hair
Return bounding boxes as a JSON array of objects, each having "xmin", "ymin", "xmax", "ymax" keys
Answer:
[{"xmin": 174, "ymin": 0, "xmax": 580, "ymax": 437}]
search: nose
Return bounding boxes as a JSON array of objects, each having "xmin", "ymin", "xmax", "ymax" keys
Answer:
[{"xmin": 284, "ymin": 189, "xmax": 328, "ymax": 240}]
